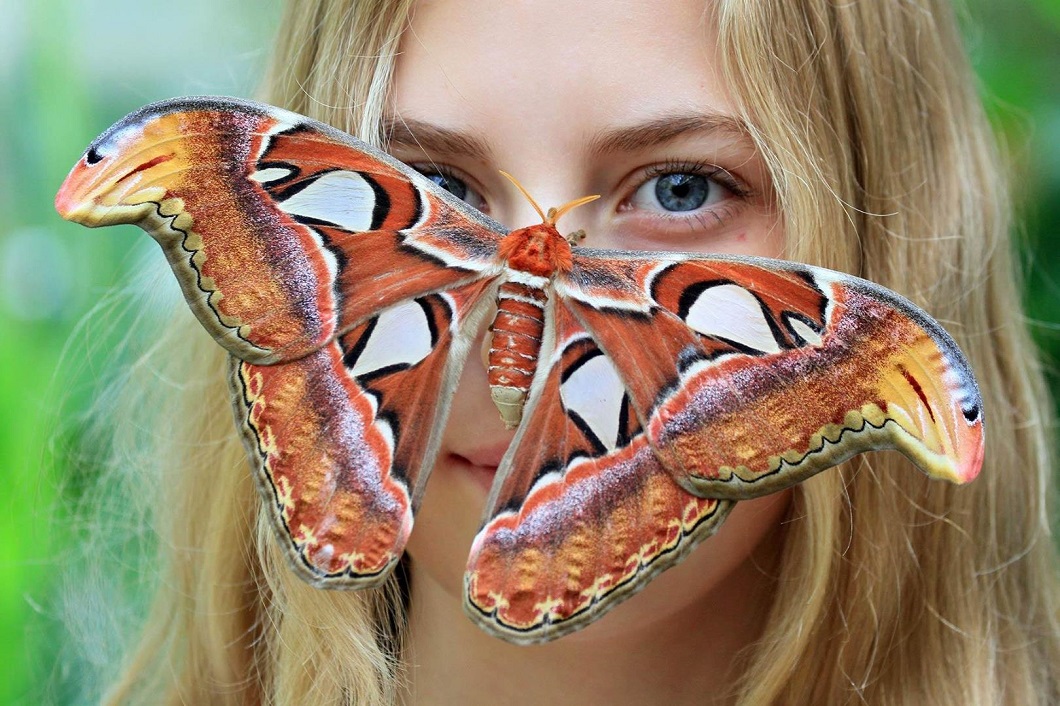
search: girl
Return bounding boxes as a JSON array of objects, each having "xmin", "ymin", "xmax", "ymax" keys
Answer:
[{"xmin": 86, "ymin": 0, "xmax": 1059, "ymax": 703}]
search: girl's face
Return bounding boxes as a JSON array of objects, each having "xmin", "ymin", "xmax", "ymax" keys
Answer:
[{"xmin": 390, "ymin": 0, "xmax": 789, "ymax": 640}]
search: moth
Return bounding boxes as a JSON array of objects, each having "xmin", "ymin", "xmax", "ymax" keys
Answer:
[{"xmin": 56, "ymin": 96, "xmax": 984, "ymax": 644}]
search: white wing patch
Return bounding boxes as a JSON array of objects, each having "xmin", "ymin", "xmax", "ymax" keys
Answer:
[
  {"xmin": 554, "ymin": 279, "xmax": 654, "ymax": 315},
  {"xmin": 349, "ymin": 300, "xmax": 433, "ymax": 377},
  {"xmin": 249, "ymin": 166, "xmax": 295, "ymax": 184},
  {"xmin": 786, "ymin": 316, "xmax": 823, "ymax": 347},
  {"xmin": 684, "ymin": 284, "xmax": 781, "ymax": 354},
  {"xmin": 254, "ymin": 111, "xmax": 301, "ymax": 162},
  {"xmin": 279, "ymin": 170, "xmax": 377, "ymax": 232},
  {"xmin": 305, "ymin": 228, "xmax": 340, "ymax": 284},
  {"xmin": 560, "ymin": 352, "xmax": 625, "ymax": 451},
  {"xmin": 374, "ymin": 417, "xmax": 396, "ymax": 456}
]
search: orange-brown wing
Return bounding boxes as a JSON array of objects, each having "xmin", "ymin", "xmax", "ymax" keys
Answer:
[
  {"xmin": 557, "ymin": 251, "xmax": 984, "ymax": 499},
  {"xmin": 235, "ymin": 279, "xmax": 495, "ymax": 586},
  {"xmin": 465, "ymin": 300, "xmax": 732, "ymax": 642},
  {"xmin": 55, "ymin": 95, "xmax": 506, "ymax": 364},
  {"xmin": 55, "ymin": 96, "xmax": 506, "ymax": 587}
]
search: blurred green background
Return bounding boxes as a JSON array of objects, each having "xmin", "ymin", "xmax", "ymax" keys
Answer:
[
  {"xmin": 1, "ymin": 1, "xmax": 281, "ymax": 702},
  {"xmin": 1, "ymin": 0, "xmax": 1058, "ymax": 703}
]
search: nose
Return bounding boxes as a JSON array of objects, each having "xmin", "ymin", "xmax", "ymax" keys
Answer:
[
  {"xmin": 493, "ymin": 172, "xmax": 596, "ymax": 235},
  {"xmin": 497, "ymin": 191, "xmax": 550, "ymax": 231}
]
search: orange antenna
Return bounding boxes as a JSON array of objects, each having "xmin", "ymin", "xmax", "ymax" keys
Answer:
[
  {"xmin": 500, "ymin": 171, "xmax": 600, "ymax": 227},
  {"xmin": 548, "ymin": 194, "xmax": 600, "ymax": 226}
]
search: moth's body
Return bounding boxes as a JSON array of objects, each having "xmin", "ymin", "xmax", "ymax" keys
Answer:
[{"xmin": 489, "ymin": 223, "xmax": 572, "ymax": 427}]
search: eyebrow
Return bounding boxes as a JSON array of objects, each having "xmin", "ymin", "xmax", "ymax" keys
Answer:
[
  {"xmin": 381, "ymin": 112, "xmax": 754, "ymax": 161},
  {"xmin": 383, "ymin": 118, "xmax": 493, "ymax": 161},
  {"xmin": 587, "ymin": 114, "xmax": 754, "ymax": 156}
]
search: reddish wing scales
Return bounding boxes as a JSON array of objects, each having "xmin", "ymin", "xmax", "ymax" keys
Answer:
[
  {"xmin": 236, "ymin": 278, "xmax": 495, "ymax": 585},
  {"xmin": 559, "ymin": 253, "xmax": 983, "ymax": 497},
  {"xmin": 227, "ymin": 122, "xmax": 508, "ymax": 584},
  {"xmin": 554, "ymin": 257, "xmax": 821, "ymax": 494},
  {"xmin": 57, "ymin": 96, "xmax": 984, "ymax": 643},
  {"xmin": 466, "ymin": 302, "xmax": 732, "ymax": 642},
  {"xmin": 252, "ymin": 125, "xmax": 501, "ymax": 330},
  {"xmin": 465, "ymin": 260, "xmax": 828, "ymax": 638},
  {"xmin": 234, "ymin": 343, "xmax": 410, "ymax": 583},
  {"xmin": 56, "ymin": 97, "xmax": 504, "ymax": 364},
  {"xmin": 337, "ymin": 280, "xmax": 496, "ymax": 500},
  {"xmin": 54, "ymin": 97, "xmax": 507, "ymax": 586},
  {"xmin": 466, "ymin": 251, "xmax": 982, "ymax": 640}
]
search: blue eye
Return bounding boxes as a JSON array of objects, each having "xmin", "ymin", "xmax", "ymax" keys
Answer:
[
  {"xmin": 654, "ymin": 173, "xmax": 711, "ymax": 211},
  {"xmin": 630, "ymin": 169, "xmax": 733, "ymax": 215},
  {"xmin": 423, "ymin": 171, "xmax": 469, "ymax": 201},
  {"xmin": 414, "ymin": 167, "xmax": 488, "ymax": 212}
]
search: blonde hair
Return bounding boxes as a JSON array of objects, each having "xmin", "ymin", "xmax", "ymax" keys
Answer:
[{"xmin": 91, "ymin": 0, "xmax": 1059, "ymax": 703}]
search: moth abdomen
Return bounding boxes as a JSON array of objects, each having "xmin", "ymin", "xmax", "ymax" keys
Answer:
[{"xmin": 488, "ymin": 279, "xmax": 548, "ymax": 428}]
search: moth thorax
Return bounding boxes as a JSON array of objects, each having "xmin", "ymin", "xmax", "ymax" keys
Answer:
[
  {"xmin": 488, "ymin": 280, "xmax": 548, "ymax": 428},
  {"xmin": 497, "ymin": 224, "xmax": 573, "ymax": 276}
]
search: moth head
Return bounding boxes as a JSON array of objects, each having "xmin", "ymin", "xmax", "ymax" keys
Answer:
[{"xmin": 499, "ymin": 170, "xmax": 599, "ymax": 241}]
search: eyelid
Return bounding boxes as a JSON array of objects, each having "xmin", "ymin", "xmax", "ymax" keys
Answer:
[
  {"xmin": 615, "ymin": 159, "xmax": 753, "ymax": 219},
  {"xmin": 602, "ymin": 158, "xmax": 764, "ymax": 250},
  {"xmin": 637, "ymin": 159, "xmax": 752, "ymax": 199}
]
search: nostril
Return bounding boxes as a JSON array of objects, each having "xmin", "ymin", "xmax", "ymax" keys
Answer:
[{"xmin": 85, "ymin": 146, "xmax": 103, "ymax": 165}]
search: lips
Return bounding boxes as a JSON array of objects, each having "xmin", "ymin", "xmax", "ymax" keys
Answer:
[
  {"xmin": 454, "ymin": 441, "xmax": 509, "ymax": 469},
  {"xmin": 448, "ymin": 441, "xmax": 510, "ymax": 491}
]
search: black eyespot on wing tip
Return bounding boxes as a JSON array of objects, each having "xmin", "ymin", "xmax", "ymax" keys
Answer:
[
  {"xmin": 85, "ymin": 146, "xmax": 103, "ymax": 165},
  {"xmin": 962, "ymin": 403, "xmax": 980, "ymax": 423}
]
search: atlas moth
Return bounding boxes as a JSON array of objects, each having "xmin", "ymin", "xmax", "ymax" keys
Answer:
[{"xmin": 56, "ymin": 96, "xmax": 984, "ymax": 644}]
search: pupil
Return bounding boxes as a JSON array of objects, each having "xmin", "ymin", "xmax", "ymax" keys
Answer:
[{"xmin": 655, "ymin": 173, "xmax": 709, "ymax": 211}]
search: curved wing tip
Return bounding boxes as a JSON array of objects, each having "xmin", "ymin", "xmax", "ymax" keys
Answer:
[
  {"xmin": 944, "ymin": 418, "xmax": 984, "ymax": 484},
  {"xmin": 921, "ymin": 446, "xmax": 983, "ymax": 485},
  {"xmin": 957, "ymin": 441, "xmax": 985, "ymax": 484},
  {"xmin": 55, "ymin": 180, "xmax": 77, "ymax": 219}
]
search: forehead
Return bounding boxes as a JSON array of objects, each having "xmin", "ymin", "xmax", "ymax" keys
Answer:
[{"xmin": 391, "ymin": 0, "xmax": 734, "ymax": 128}]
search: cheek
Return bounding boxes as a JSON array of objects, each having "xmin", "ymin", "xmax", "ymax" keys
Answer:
[
  {"xmin": 721, "ymin": 210, "xmax": 785, "ymax": 259},
  {"xmin": 635, "ymin": 490, "xmax": 790, "ymax": 612},
  {"xmin": 404, "ymin": 454, "xmax": 485, "ymax": 598},
  {"xmin": 597, "ymin": 204, "xmax": 785, "ymax": 259}
]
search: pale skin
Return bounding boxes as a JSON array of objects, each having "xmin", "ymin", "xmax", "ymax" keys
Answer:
[{"xmin": 388, "ymin": 1, "xmax": 791, "ymax": 703}]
